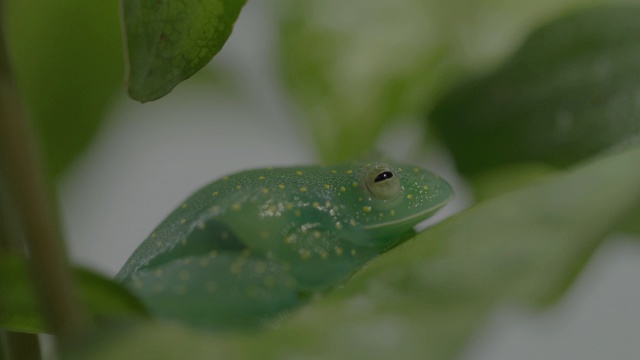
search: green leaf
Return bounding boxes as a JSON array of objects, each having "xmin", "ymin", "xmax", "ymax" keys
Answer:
[
  {"xmin": 0, "ymin": 255, "xmax": 147, "ymax": 334},
  {"xmin": 122, "ymin": 0, "xmax": 246, "ymax": 102},
  {"xmin": 278, "ymin": 0, "xmax": 602, "ymax": 163},
  {"xmin": 430, "ymin": 5, "xmax": 640, "ymax": 177},
  {"xmin": 5, "ymin": 0, "xmax": 124, "ymax": 177},
  {"xmin": 64, "ymin": 145, "xmax": 640, "ymax": 359},
  {"xmin": 278, "ymin": 0, "xmax": 457, "ymax": 163}
]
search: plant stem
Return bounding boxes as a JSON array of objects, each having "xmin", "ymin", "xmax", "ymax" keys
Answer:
[
  {"xmin": 1, "ymin": 332, "xmax": 41, "ymax": 360},
  {"xmin": 0, "ymin": 0, "xmax": 88, "ymax": 341},
  {"xmin": 0, "ymin": 173, "xmax": 42, "ymax": 360}
]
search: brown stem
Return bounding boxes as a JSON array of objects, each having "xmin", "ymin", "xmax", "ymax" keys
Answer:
[
  {"xmin": 0, "ymin": 0, "xmax": 87, "ymax": 341},
  {"xmin": 1, "ymin": 332, "xmax": 41, "ymax": 360},
  {"xmin": 0, "ymin": 167, "xmax": 41, "ymax": 360}
]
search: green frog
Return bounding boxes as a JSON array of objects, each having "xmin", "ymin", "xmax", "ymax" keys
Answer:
[{"xmin": 117, "ymin": 158, "xmax": 453, "ymax": 329}]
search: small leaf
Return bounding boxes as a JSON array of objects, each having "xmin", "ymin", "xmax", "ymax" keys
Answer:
[
  {"xmin": 122, "ymin": 0, "xmax": 246, "ymax": 102},
  {"xmin": 5, "ymin": 0, "xmax": 124, "ymax": 177},
  {"xmin": 430, "ymin": 5, "xmax": 640, "ymax": 177},
  {"xmin": 62, "ymin": 145, "xmax": 640, "ymax": 359},
  {"xmin": 0, "ymin": 255, "xmax": 147, "ymax": 334}
]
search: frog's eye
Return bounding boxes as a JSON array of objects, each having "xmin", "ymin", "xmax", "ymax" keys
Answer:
[{"xmin": 364, "ymin": 166, "xmax": 401, "ymax": 200}]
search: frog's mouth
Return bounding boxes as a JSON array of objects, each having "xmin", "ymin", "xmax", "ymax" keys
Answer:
[{"xmin": 360, "ymin": 196, "xmax": 452, "ymax": 232}]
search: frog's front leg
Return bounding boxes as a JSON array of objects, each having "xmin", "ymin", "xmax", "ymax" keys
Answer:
[{"xmin": 267, "ymin": 223, "xmax": 382, "ymax": 292}]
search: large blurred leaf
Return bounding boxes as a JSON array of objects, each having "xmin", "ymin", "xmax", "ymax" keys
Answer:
[
  {"xmin": 67, "ymin": 145, "xmax": 640, "ymax": 359},
  {"xmin": 278, "ymin": 0, "xmax": 602, "ymax": 163},
  {"xmin": 0, "ymin": 255, "xmax": 147, "ymax": 334},
  {"xmin": 430, "ymin": 5, "xmax": 640, "ymax": 177},
  {"xmin": 5, "ymin": 0, "xmax": 123, "ymax": 177},
  {"xmin": 122, "ymin": 0, "xmax": 246, "ymax": 102},
  {"xmin": 278, "ymin": 0, "xmax": 456, "ymax": 163}
]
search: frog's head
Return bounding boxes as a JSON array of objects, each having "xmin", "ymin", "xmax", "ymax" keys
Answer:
[{"xmin": 337, "ymin": 161, "xmax": 453, "ymax": 247}]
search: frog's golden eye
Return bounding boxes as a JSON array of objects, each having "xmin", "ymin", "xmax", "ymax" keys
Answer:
[{"xmin": 365, "ymin": 166, "xmax": 400, "ymax": 200}]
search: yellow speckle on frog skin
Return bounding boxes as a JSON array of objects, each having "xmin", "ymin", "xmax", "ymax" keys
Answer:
[
  {"xmin": 181, "ymin": 203, "xmax": 188, "ymax": 209},
  {"xmin": 179, "ymin": 219, "xmax": 186, "ymax": 224},
  {"xmin": 324, "ymin": 184, "xmax": 330, "ymax": 189},
  {"xmin": 320, "ymin": 251, "xmax": 329, "ymax": 260},
  {"xmin": 352, "ymin": 181, "xmax": 358, "ymax": 187},
  {"xmin": 262, "ymin": 188, "xmax": 269, "ymax": 194},
  {"xmin": 300, "ymin": 187, "xmax": 308, "ymax": 192},
  {"xmin": 346, "ymin": 170, "xmax": 353, "ymax": 174},
  {"xmin": 312, "ymin": 201, "xmax": 320, "ymax": 208},
  {"xmin": 255, "ymin": 262, "xmax": 267, "ymax": 273},
  {"xmin": 298, "ymin": 249, "xmax": 311, "ymax": 260},
  {"xmin": 235, "ymin": 185, "xmax": 242, "ymax": 190},
  {"xmin": 279, "ymin": 184, "xmax": 286, "ymax": 189},
  {"xmin": 340, "ymin": 187, "xmax": 347, "ymax": 192},
  {"xmin": 197, "ymin": 222, "xmax": 206, "ymax": 230},
  {"xmin": 331, "ymin": 170, "xmax": 337, "ymax": 174},
  {"xmin": 296, "ymin": 170, "xmax": 303, "ymax": 176},
  {"xmin": 413, "ymin": 168, "xmax": 420, "ymax": 173},
  {"xmin": 264, "ymin": 275, "xmax": 276, "ymax": 287},
  {"xmin": 423, "ymin": 185, "xmax": 429, "ymax": 190},
  {"xmin": 351, "ymin": 249, "xmax": 357, "ymax": 256},
  {"xmin": 350, "ymin": 219, "xmax": 357, "ymax": 226},
  {"xmin": 363, "ymin": 206, "xmax": 372, "ymax": 213},
  {"xmin": 258, "ymin": 176, "xmax": 266, "ymax": 180},
  {"xmin": 325, "ymin": 201, "xmax": 331, "ymax": 207},
  {"xmin": 211, "ymin": 191, "xmax": 218, "ymax": 196},
  {"xmin": 335, "ymin": 222, "xmax": 343, "ymax": 230},
  {"xmin": 179, "ymin": 271, "xmax": 190, "ymax": 281},
  {"xmin": 150, "ymin": 233, "xmax": 157, "ymax": 238},
  {"xmin": 286, "ymin": 203, "xmax": 294, "ymax": 209},
  {"xmin": 284, "ymin": 235, "xmax": 296, "ymax": 244},
  {"xmin": 390, "ymin": 209, "xmax": 396, "ymax": 216},
  {"xmin": 230, "ymin": 261, "xmax": 243, "ymax": 275},
  {"xmin": 313, "ymin": 231, "xmax": 322, "ymax": 239},
  {"xmin": 231, "ymin": 203, "xmax": 242, "ymax": 211},
  {"xmin": 407, "ymin": 194, "xmax": 413, "ymax": 200},
  {"xmin": 205, "ymin": 281, "xmax": 217, "ymax": 293},
  {"xmin": 294, "ymin": 210, "xmax": 302, "ymax": 217},
  {"xmin": 335, "ymin": 247, "xmax": 344, "ymax": 256},
  {"xmin": 223, "ymin": 176, "xmax": 229, "ymax": 181}
]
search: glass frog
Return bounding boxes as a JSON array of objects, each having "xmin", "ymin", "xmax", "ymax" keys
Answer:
[{"xmin": 116, "ymin": 158, "xmax": 453, "ymax": 329}]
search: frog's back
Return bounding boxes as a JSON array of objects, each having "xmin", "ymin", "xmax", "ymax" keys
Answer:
[{"xmin": 116, "ymin": 164, "xmax": 363, "ymax": 281}]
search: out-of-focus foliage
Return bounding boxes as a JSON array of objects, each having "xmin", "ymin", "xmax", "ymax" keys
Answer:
[
  {"xmin": 277, "ymin": 0, "xmax": 603, "ymax": 163},
  {"xmin": 0, "ymin": 255, "xmax": 147, "ymax": 334},
  {"xmin": 5, "ymin": 0, "xmax": 123, "ymax": 177},
  {"xmin": 430, "ymin": 6, "xmax": 640, "ymax": 177},
  {"xmin": 122, "ymin": 0, "xmax": 246, "ymax": 102},
  {"xmin": 66, "ymin": 145, "xmax": 640, "ymax": 359}
]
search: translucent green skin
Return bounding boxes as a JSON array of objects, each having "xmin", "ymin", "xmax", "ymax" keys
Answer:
[{"xmin": 117, "ymin": 159, "xmax": 453, "ymax": 329}]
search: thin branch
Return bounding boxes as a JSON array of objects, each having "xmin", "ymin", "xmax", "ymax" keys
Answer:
[{"xmin": 0, "ymin": 0, "xmax": 88, "ymax": 341}]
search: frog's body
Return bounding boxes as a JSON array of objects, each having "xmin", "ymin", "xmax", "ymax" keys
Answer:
[{"xmin": 117, "ymin": 158, "xmax": 453, "ymax": 329}]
